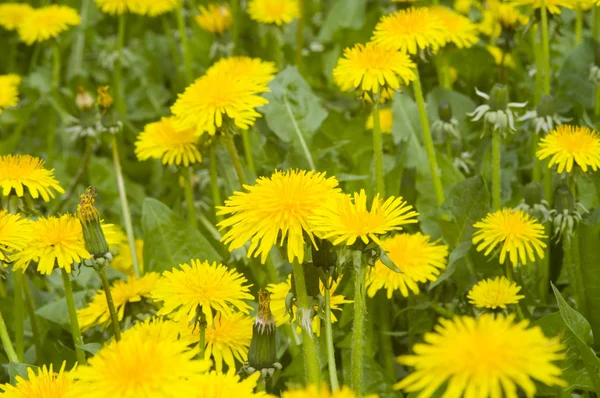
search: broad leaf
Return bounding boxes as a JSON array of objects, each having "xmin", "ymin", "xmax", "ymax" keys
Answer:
[
  {"xmin": 578, "ymin": 222, "xmax": 600, "ymax": 349},
  {"xmin": 317, "ymin": 0, "xmax": 368, "ymax": 42},
  {"xmin": 8, "ymin": 363, "xmax": 38, "ymax": 384},
  {"xmin": 36, "ymin": 291, "xmax": 91, "ymax": 328}
]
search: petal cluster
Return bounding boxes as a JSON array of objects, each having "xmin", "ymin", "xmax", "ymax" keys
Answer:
[
  {"xmin": 467, "ymin": 276, "xmax": 525, "ymax": 309},
  {"xmin": 0, "ymin": 210, "xmax": 31, "ymax": 263},
  {"xmin": 248, "ymin": 0, "xmax": 300, "ymax": 26},
  {"xmin": 0, "ymin": 74, "xmax": 22, "ymax": 114},
  {"xmin": 196, "ymin": 3, "xmax": 232, "ymax": 34},
  {"xmin": 0, "ymin": 155, "xmax": 64, "ymax": 201},
  {"xmin": 135, "ymin": 117, "xmax": 202, "ymax": 166},
  {"xmin": 0, "ymin": 3, "xmax": 33, "ymax": 31},
  {"xmin": 0, "ymin": 362, "xmax": 76, "ymax": 398},
  {"xmin": 17, "ymin": 5, "xmax": 80, "ymax": 45},
  {"xmin": 536, "ymin": 125, "xmax": 600, "ymax": 174}
]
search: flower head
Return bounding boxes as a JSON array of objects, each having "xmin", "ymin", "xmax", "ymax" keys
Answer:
[
  {"xmin": 109, "ymin": 232, "xmax": 144, "ymax": 277},
  {"xmin": 152, "ymin": 259, "xmax": 253, "ymax": 325},
  {"xmin": 0, "ymin": 362, "xmax": 76, "ymax": 398},
  {"xmin": 196, "ymin": 3, "xmax": 232, "ymax": 34},
  {"xmin": 395, "ymin": 314, "xmax": 566, "ymax": 397},
  {"xmin": 430, "ymin": 6, "xmax": 479, "ymax": 49},
  {"xmin": 191, "ymin": 372, "xmax": 267, "ymax": 398},
  {"xmin": 129, "ymin": 0, "xmax": 181, "ymax": 16},
  {"xmin": 18, "ymin": 5, "xmax": 80, "ymax": 45},
  {"xmin": 537, "ymin": 125, "xmax": 600, "ymax": 174},
  {"xmin": 367, "ymin": 233, "xmax": 448, "ymax": 298},
  {"xmin": 248, "ymin": 0, "xmax": 300, "ymax": 26},
  {"xmin": 78, "ymin": 272, "xmax": 159, "ymax": 331},
  {"xmin": 0, "ymin": 155, "xmax": 64, "ymax": 201},
  {"xmin": 217, "ymin": 170, "xmax": 341, "ymax": 264},
  {"xmin": 135, "ymin": 117, "xmax": 202, "ymax": 167},
  {"xmin": 207, "ymin": 56, "xmax": 277, "ymax": 87},
  {"xmin": 511, "ymin": 0, "xmax": 572, "ymax": 14},
  {"xmin": 0, "ymin": 74, "xmax": 21, "ymax": 115},
  {"xmin": 15, "ymin": 214, "xmax": 90, "ymax": 274},
  {"xmin": 282, "ymin": 385, "xmax": 368, "ymax": 398},
  {"xmin": 95, "ymin": 0, "xmax": 131, "ymax": 15},
  {"xmin": 0, "ymin": 3, "xmax": 33, "ymax": 31},
  {"xmin": 472, "ymin": 209, "xmax": 547, "ymax": 267},
  {"xmin": 487, "ymin": 46, "xmax": 516, "ymax": 68},
  {"xmin": 0, "ymin": 211, "xmax": 31, "ymax": 264},
  {"xmin": 75, "ymin": 319, "xmax": 211, "ymax": 398},
  {"xmin": 468, "ymin": 276, "xmax": 525, "ymax": 309},
  {"xmin": 309, "ymin": 189, "xmax": 419, "ymax": 247},
  {"xmin": 372, "ymin": 7, "xmax": 448, "ymax": 54}
]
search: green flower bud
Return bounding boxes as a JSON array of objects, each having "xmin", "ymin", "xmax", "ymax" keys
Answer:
[
  {"xmin": 77, "ymin": 186, "xmax": 110, "ymax": 257},
  {"xmin": 248, "ymin": 289, "xmax": 277, "ymax": 370},
  {"xmin": 438, "ymin": 101, "xmax": 453, "ymax": 123},
  {"xmin": 489, "ymin": 84, "xmax": 509, "ymax": 112},
  {"xmin": 536, "ymin": 95, "xmax": 555, "ymax": 118}
]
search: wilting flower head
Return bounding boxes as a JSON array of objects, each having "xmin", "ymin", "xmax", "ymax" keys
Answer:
[
  {"xmin": 17, "ymin": 5, "xmax": 80, "ymax": 45},
  {"xmin": 395, "ymin": 314, "xmax": 566, "ymax": 397},
  {"xmin": 152, "ymin": 259, "xmax": 253, "ymax": 325},
  {"xmin": 282, "ymin": 385, "xmax": 369, "ymax": 398},
  {"xmin": 135, "ymin": 117, "xmax": 202, "ymax": 167},
  {"xmin": 367, "ymin": 233, "xmax": 448, "ymax": 298},
  {"xmin": 429, "ymin": 6, "xmax": 479, "ymax": 49},
  {"xmin": 536, "ymin": 125, "xmax": 600, "ymax": 174},
  {"xmin": 511, "ymin": 0, "xmax": 573, "ymax": 14},
  {"xmin": 129, "ymin": 0, "xmax": 182, "ymax": 16},
  {"xmin": 372, "ymin": 7, "xmax": 448, "ymax": 54},
  {"xmin": 309, "ymin": 189, "xmax": 419, "ymax": 247},
  {"xmin": 366, "ymin": 108, "xmax": 393, "ymax": 134},
  {"xmin": 15, "ymin": 214, "xmax": 91, "ymax": 274},
  {"xmin": 196, "ymin": 3, "xmax": 232, "ymax": 34},
  {"xmin": 333, "ymin": 42, "xmax": 416, "ymax": 98},
  {"xmin": 75, "ymin": 319, "xmax": 211, "ymax": 398},
  {"xmin": 0, "ymin": 155, "xmax": 64, "ymax": 201},
  {"xmin": 0, "ymin": 362, "xmax": 77, "ymax": 398},
  {"xmin": 191, "ymin": 372, "xmax": 267, "ymax": 398},
  {"xmin": 0, "ymin": 210, "xmax": 31, "ymax": 264},
  {"xmin": 0, "ymin": 3, "xmax": 33, "ymax": 31},
  {"xmin": 78, "ymin": 272, "xmax": 159, "ymax": 331},
  {"xmin": 468, "ymin": 276, "xmax": 525, "ymax": 309},
  {"xmin": 248, "ymin": 0, "xmax": 300, "ymax": 26},
  {"xmin": 217, "ymin": 170, "xmax": 341, "ymax": 264},
  {"xmin": 0, "ymin": 74, "xmax": 22, "ymax": 114},
  {"xmin": 472, "ymin": 209, "xmax": 547, "ymax": 267}
]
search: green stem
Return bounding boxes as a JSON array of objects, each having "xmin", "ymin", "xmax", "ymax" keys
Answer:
[
  {"xmin": 111, "ymin": 136, "xmax": 141, "ymax": 279},
  {"xmin": 230, "ymin": 0, "xmax": 240, "ymax": 54},
  {"xmin": 544, "ymin": 167, "xmax": 553, "ymax": 206},
  {"xmin": 437, "ymin": 51, "xmax": 451, "ymax": 90},
  {"xmin": 265, "ymin": 253, "xmax": 279, "ymax": 284},
  {"xmin": 223, "ymin": 135, "xmax": 247, "ymax": 187},
  {"xmin": 532, "ymin": 134, "xmax": 541, "ymax": 183},
  {"xmin": 0, "ymin": 308, "xmax": 18, "ymax": 363},
  {"xmin": 283, "ymin": 95, "xmax": 316, "ymax": 169},
  {"xmin": 377, "ymin": 294, "xmax": 395, "ymax": 381},
  {"xmin": 60, "ymin": 269, "xmax": 87, "ymax": 365},
  {"xmin": 68, "ymin": 0, "xmax": 90, "ymax": 80},
  {"xmin": 351, "ymin": 250, "xmax": 366, "ymax": 395},
  {"xmin": 532, "ymin": 26, "xmax": 543, "ymax": 105},
  {"xmin": 324, "ymin": 284, "xmax": 339, "ymax": 392},
  {"xmin": 177, "ymin": 4, "xmax": 193, "ymax": 83},
  {"xmin": 429, "ymin": 302, "xmax": 454, "ymax": 318},
  {"xmin": 571, "ymin": 230, "xmax": 587, "ymax": 316},
  {"xmin": 492, "ymin": 129, "xmax": 501, "ymax": 211},
  {"xmin": 575, "ymin": 8, "xmax": 583, "ymax": 46},
  {"xmin": 291, "ymin": 260, "xmax": 321, "ymax": 387},
  {"xmin": 594, "ymin": 6, "xmax": 600, "ymax": 40},
  {"xmin": 209, "ymin": 145, "xmax": 222, "ymax": 221},
  {"xmin": 52, "ymin": 42, "xmax": 61, "ymax": 90},
  {"xmin": 564, "ymin": 234, "xmax": 585, "ymax": 312},
  {"xmin": 22, "ymin": 279, "xmax": 43, "ymax": 362},
  {"xmin": 198, "ymin": 312, "xmax": 206, "ymax": 359},
  {"xmin": 595, "ymin": 86, "xmax": 600, "ymax": 117},
  {"xmin": 13, "ymin": 272, "xmax": 24, "ymax": 362},
  {"xmin": 446, "ymin": 140, "xmax": 452, "ymax": 159},
  {"xmin": 47, "ymin": 43, "xmax": 61, "ymax": 168},
  {"xmin": 413, "ymin": 68, "xmax": 445, "ymax": 206},
  {"xmin": 28, "ymin": 44, "xmax": 41, "ymax": 74},
  {"xmin": 540, "ymin": 0, "xmax": 551, "ymax": 95},
  {"xmin": 51, "ymin": 138, "xmax": 94, "ymax": 215},
  {"xmin": 295, "ymin": 0, "xmax": 304, "ymax": 71},
  {"xmin": 372, "ymin": 96, "xmax": 385, "ymax": 196},
  {"xmin": 241, "ymin": 130, "xmax": 256, "ymax": 176},
  {"xmin": 114, "ymin": 14, "xmax": 126, "ymax": 114},
  {"xmin": 162, "ymin": 16, "xmax": 182, "ymax": 75},
  {"xmin": 98, "ymin": 266, "xmax": 121, "ymax": 341},
  {"xmin": 182, "ymin": 168, "xmax": 198, "ymax": 229}
]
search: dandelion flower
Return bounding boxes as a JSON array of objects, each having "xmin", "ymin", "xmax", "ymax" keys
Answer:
[
  {"xmin": 0, "ymin": 362, "xmax": 76, "ymax": 398},
  {"xmin": 95, "ymin": 0, "xmax": 131, "ymax": 15},
  {"xmin": 0, "ymin": 210, "xmax": 31, "ymax": 264},
  {"xmin": 468, "ymin": 276, "xmax": 525, "ymax": 309},
  {"xmin": 217, "ymin": 170, "xmax": 341, "ymax": 264},
  {"xmin": 511, "ymin": 0, "xmax": 572, "ymax": 14},
  {"xmin": 0, "ymin": 155, "xmax": 64, "ymax": 201},
  {"xmin": 395, "ymin": 314, "xmax": 566, "ymax": 397},
  {"xmin": 78, "ymin": 272, "xmax": 159, "ymax": 331},
  {"xmin": 495, "ymin": 3, "xmax": 529, "ymax": 29},
  {"xmin": 372, "ymin": 7, "xmax": 448, "ymax": 54},
  {"xmin": 430, "ymin": 6, "xmax": 479, "ymax": 49},
  {"xmin": 135, "ymin": 117, "xmax": 202, "ymax": 167},
  {"xmin": 129, "ymin": 0, "xmax": 181, "ymax": 16},
  {"xmin": 0, "ymin": 74, "xmax": 22, "ymax": 115},
  {"xmin": 0, "ymin": 3, "xmax": 33, "ymax": 31},
  {"xmin": 537, "ymin": 125, "xmax": 600, "ymax": 174},
  {"xmin": 472, "ymin": 209, "xmax": 547, "ymax": 267},
  {"xmin": 75, "ymin": 319, "xmax": 210, "ymax": 398},
  {"xmin": 367, "ymin": 233, "xmax": 448, "ymax": 298},
  {"xmin": 453, "ymin": 0, "xmax": 474, "ymax": 14},
  {"xmin": 100, "ymin": 223, "xmax": 144, "ymax": 275},
  {"xmin": 15, "ymin": 214, "xmax": 90, "ymax": 274},
  {"xmin": 196, "ymin": 3, "xmax": 232, "ymax": 34},
  {"xmin": 192, "ymin": 372, "xmax": 267, "ymax": 398},
  {"xmin": 333, "ymin": 42, "xmax": 416, "ymax": 96},
  {"xmin": 487, "ymin": 45, "xmax": 516, "ymax": 68},
  {"xmin": 248, "ymin": 0, "xmax": 300, "ymax": 26},
  {"xmin": 207, "ymin": 56, "xmax": 277, "ymax": 87},
  {"xmin": 18, "ymin": 5, "xmax": 80, "ymax": 45},
  {"xmin": 178, "ymin": 312, "xmax": 253, "ymax": 373},
  {"xmin": 153, "ymin": 259, "xmax": 253, "ymax": 325},
  {"xmin": 366, "ymin": 108, "xmax": 393, "ymax": 134},
  {"xmin": 310, "ymin": 189, "xmax": 419, "ymax": 247},
  {"xmin": 282, "ymin": 385, "xmax": 368, "ymax": 398}
]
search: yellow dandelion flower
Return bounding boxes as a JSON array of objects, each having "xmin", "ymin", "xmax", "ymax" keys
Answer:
[
  {"xmin": 430, "ymin": 6, "xmax": 479, "ymax": 49},
  {"xmin": 453, "ymin": 0, "xmax": 474, "ymax": 14},
  {"xmin": 372, "ymin": 7, "xmax": 448, "ymax": 54},
  {"xmin": 95, "ymin": 0, "xmax": 131, "ymax": 15},
  {"xmin": 101, "ymin": 222, "xmax": 126, "ymax": 248},
  {"xmin": 112, "ymin": 238, "xmax": 144, "ymax": 276},
  {"xmin": 135, "ymin": 117, "xmax": 202, "ymax": 167},
  {"xmin": 207, "ymin": 56, "xmax": 277, "ymax": 87},
  {"xmin": 15, "ymin": 214, "xmax": 90, "ymax": 275},
  {"xmin": 478, "ymin": 8, "xmax": 501, "ymax": 37},
  {"xmin": 0, "ymin": 210, "xmax": 31, "ymax": 264},
  {"xmin": 282, "ymin": 384, "xmax": 371, "ymax": 398},
  {"xmin": 75, "ymin": 319, "xmax": 211, "ymax": 398},
  {"xmin": 572, "ymin": 0, "xmax": 596, "ymax": 10},
  {"xmin": 487, "ymin": 45, "xmax": 516, "ymax": 68},
  {"xmin": 495, "ymin": 3, "xmax": 529, "ymax": 29},
  {"xmin": 333, "ymin": 42, "xmax": 416, "ymax": 96},
  {"xmin": 0, "ymin": 3, "xmax": 33, "ymax": 31},
  {"xmin": 395, "ymin": 314, "xmax": 566, "ymax": 398},
  {"xmin": 467, "ymin": 276, "xmax": 525, "ymax": 309},
  {"xmin": 0, "ymin": 155, "xmax": 64, "ymax": 201},
  {"xmin": 472, "ymin": 209, "xmax": 547, "ymax": 267},
  {"xmin": 537, "ymin": 125, "xmax": 600, "ymax": 174},
  {"xmin": 367, "ymin": 233, "xmax": 448, "ymax": 298},
  {"xmin": 366, "ymin": 108, "xmax": 393, "ymax": 134},
  {"xmin": 78, "ymin": 272, "xmax": 159, "ymax": 331},
  {"xmin": 0, "ymin": 74, "xmax": 21, "ymax": 115},
  {"xmin": 196, "ymin": 3, "xmax": 232, "ymax": 34},
  {"xmin": 129, "ymin": 0, "xmax": 181, "ymax": 16},
  {"xmin": 511, "ymin": 0, "xmax": 573, "ymax": 14},
  {"xmin": 0, "ymin": 362, "xmax": 76, "ymax": 398},
  {"xmin": 393, "ymin": 0, "xmax": 422, "ymax": 2},
  {"xmin": 191, "ymin": 372, "xmax": 267, "ymax": 398},
  {"xmin": 309, "ymin": 189, "xmax": 419, "ymax": 247},
  {"xmin": 17, "ymin": 5, "xmax": 80, "ymax": 45},
  {"xmin": 152, "ymin": 259, "xmax": 253, "ymax": 325},
  {"xmin": 217, "ymin": 170, "xmax": 341, "ymax": 264},
  {"xmin": 178, "ymin": 312, "xmax": 253, "ymax": 373},
  {"xmin": 268, "ymin": 276, "xmax": 351, "ymax": 336},
  {"xmin": 248, "ymin": 0, "xmax": 300, "ymax": 25}
]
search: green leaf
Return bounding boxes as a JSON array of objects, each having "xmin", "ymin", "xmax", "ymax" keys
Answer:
[
  {"xmin": 77, "ymin": 343, "xmax": 103, "ymax": 355},
  {"xmin": 317, "ymin": 0, "xmax": 368, "ymax": 42},
  {"xmin": 36, "ymin": 291, "xmax": 90, "ymax": 328},
  {"xmin": 8, "ymin": 362, "xmax": 38, "ymax": 384},
  {"xmin": 141, "ymin": 198, "xmax": 221, "ymax": 273},
  {"xmin": 557, "ymin": 38, "xmax": 595, "ymax": 110},
  {"xmin": 578, "ymin": 222, "xmax": 600, "ymax": 351}
]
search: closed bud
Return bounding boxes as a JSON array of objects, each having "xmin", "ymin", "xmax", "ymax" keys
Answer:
[
  {"xmin": 248, "ymin": 289, "xmax": 277, "ymax": 370},
  {"xmin": 536, "ymin": 95, "xmax": 555, "ymax": 118},
  {"xmin": 76, "ymin": 86, "xmax": 94, "ymax": 112},
  {"xmin": 438, "ymin": 101, "xmax": 453, "ymax": 123},
  {"xmin": 77, "ymin": 186, "xmax": 110, "ymax": 257},
  {"xmin": 489, "ymin": 84, "xmax": 509, "ymax": 112}
]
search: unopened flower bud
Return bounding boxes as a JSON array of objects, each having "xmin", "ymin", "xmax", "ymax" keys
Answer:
[
  {"xmin": 536, "ymin": 95, "xmax": 555, "ymax": 118},
  {"xmin": 248, "ymin": 289, "xmax": 277, "ymax": 371},
  {"xmin": 489, "ymin": 84, "xmax": 509, "ymax": 112},
  {"xmin": 439, "ymin": 101, "xmax": 453, "ymax": 123},
  {"xmin": 77, "ymin": 186, "xmax": 110, "ymax": 257}
]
